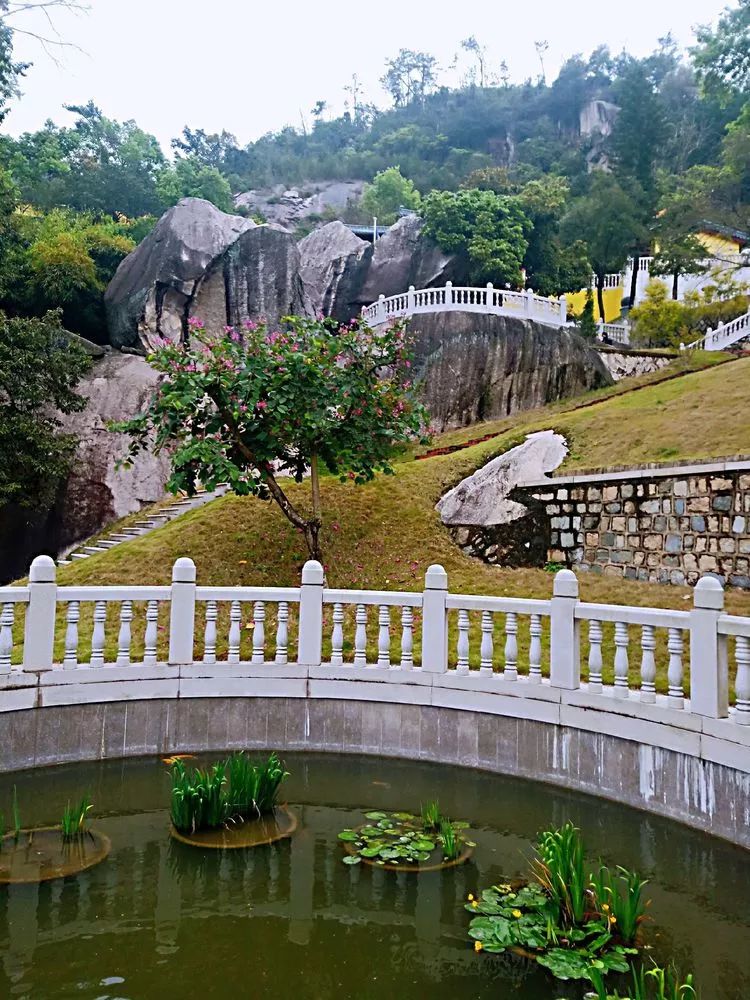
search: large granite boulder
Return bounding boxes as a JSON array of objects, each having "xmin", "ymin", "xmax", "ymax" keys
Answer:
[
  {"xmin": 358, "ymin": 215, "xmax": 465, "ymax": 304},
  {"xmin": 437, "ymin": 431, "xmax": 567, "ymax": 527},
  {"xmin": 191, "ymin": 224, "xmax": 313, "ymax": 330},
  {"xmin": 104, "ymin": 198, "xmax": 254, "ymax": 350},
  {"xmin": 411, "ymin": 312, "xmax": 613, "ymax": 431},
  {"xmin": 298, "ymin": 222, "xmax": 372, "ymax": 322},
  {"xmin": 235, "ymin": 180, "xmax": 365, "ymax": 231}
]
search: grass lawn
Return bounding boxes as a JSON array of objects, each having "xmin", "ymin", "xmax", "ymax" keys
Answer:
[{"xmin": 42, "ymin": 352, "xmax": 750, "ymax": 692}]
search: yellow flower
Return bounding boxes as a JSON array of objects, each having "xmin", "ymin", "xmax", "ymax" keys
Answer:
[
  {"xmin": 609, "ymin": 915, "xmax": 617, "ymax": 925},
  {"xmin": 474, "ymin": 940, "xmax": 483, "ymax": 953},
  {"xmin": 471, "ymin": 900, "xmax": 479, "ymax": 908},
  {"xmin": 512, "ymin": 909, "xmax": 522, "ymax": 919},
  {"xmin": 601, "ymin": 903, "xmax": 610, "ymax": 912},
  {"xmin": 467, "ymin": 893, "xmax": 474, "ymax": 902}
]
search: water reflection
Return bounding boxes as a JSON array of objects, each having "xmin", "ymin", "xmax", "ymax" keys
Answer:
[{"xmin": 0, "ymin": 753, "xmax": 746, "ymax": 999}]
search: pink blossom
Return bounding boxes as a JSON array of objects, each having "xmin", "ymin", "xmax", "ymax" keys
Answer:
[
  {"xmin": 256, "ymin": 400, "xmax": 268, "ymax": 410},
  {"xmin": 188, "ymin": 317, "xmax": 204, "ymax": 329}
]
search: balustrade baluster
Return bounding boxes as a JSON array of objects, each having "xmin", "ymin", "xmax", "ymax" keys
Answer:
[
  {"xmin": 144, "ymin": 600, "xmax": 158, "ymax": 667},
  {"xmin": 640, "ymin": 625, "xmax": 657, "ymax": 703},
  {"xmin": 116, "ymin": 601, "xmax": 133, "ymax": 667},
  {"xmin": 354, "ymin": 605, "xmax": 367, "ymax": 667},
  {"xmin": 90, "ymin": 600, "xmax": 106, "ymax": 668},
  {"xmin": 377, "ymin": 605, "xmax": 391, "ymax": 668},
  {"xmin": 331, "ymin": 603, "xmax": 344, "ymax": 666},
  {"xmin": 400, "ymin": 607, "xmax": 413, "ymax": 669},
  {"xmin": 735, "ymin": 635, "xmax": 750, "ymax": 726},
  {"xmin": 0, "ymin": 603, "xmax": 13, "ymax": 673},
  {"xmin": 588, "ymin": 620, "xmax": 603, "ymax": 693},
  {"xmin": 456, "ymin": 609, "xmax": 470, "ymax": 673},
  {"xmin": 614, "ymin": 622, "xmax": 630, "ymax": 699},
  {"xmin": 228, "ymin": 601, "xmax": 241, "ymax": 662},
  {"xmin": 63, "ymin": 600, "xmax": 80, "ymax": 669},
  {"xmin": 275, "ymin": 602, "xmax": 289, "ymax": 664},
  {"xmin": 203, "ymin": 601, "xmax": 217, "ymax": 664},
  {"xmin": 667, "ymin": 628, "xmax": 684, "ymax": 709},
  {"xmin": 480, "ymin": 610, "xmax": 493, "ymax": 675},
  {"xmin": 529, "ymin": 614, "xmax": 542, "ymax": 684},
  {"xmin": 252, "ymin": 601, "xmax": 266, "ymax": 664},
  {"xmin": 504, "ymin": 612, "xmax": 518, "ymax": 681}
]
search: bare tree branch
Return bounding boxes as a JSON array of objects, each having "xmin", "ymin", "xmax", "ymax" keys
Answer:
[{"xmin": 1, "ymin": 1, "xmax": 88, "ymax": 64}]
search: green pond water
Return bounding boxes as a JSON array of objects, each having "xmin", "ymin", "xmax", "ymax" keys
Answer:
[{"xmin": 0, "ymin": 752, "xmax": 748, "ymax": 999}]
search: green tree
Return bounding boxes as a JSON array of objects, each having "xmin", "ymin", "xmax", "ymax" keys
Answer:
[
  {"xmin": 609, "ymin": 60, "xmax": 667, "ymax": 197},
  {"xmin": 561, "ymin": 174, "xmax": 647, "ymax": 319},
  {"xmin": 116, "ymin": 316, "xmax": 427, "ymax": 562},
  {"xmin": 360, "ymin": 166, "xmax": 421, "ymax": 225},
  {"xmin": 157, "ymin": 157, "xmax": 234, "ymax": 213},
  {"xmin": 693, "ymin": 0, "xmax": 750, "ymax": 101},
  {"xmin": 0, "ymin": 11, "xmax": 27, "ymax": 124},
  {"xmin": 651, "ymin": 201, "xmax": 708, "ymax": 299},
  {"xmin": 381, "ymin": 49, "xmax": 439, "ymax": 107},
  {"xmin": 422, "ymin": 188, "xmax": 530, "ymax": 287},
  {"xmin": 629, "ymin": 280, "xmax": 688, "ymax": 347},
  {"xmin": 0, "ymin": 310, "xmax": 91, "ymax": 511},
  {"xmin": 516, "ymin": 175, "xmax": 590, "ymax": 295}
]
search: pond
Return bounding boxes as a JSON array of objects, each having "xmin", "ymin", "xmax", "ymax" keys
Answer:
[{"xmin": 0, "ymin": 752, "xmax": 747, "ymax": 999}]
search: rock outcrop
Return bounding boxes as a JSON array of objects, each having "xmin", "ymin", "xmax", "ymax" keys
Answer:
[
  {"xmin": 105, "ymin": 198, "xmax": 254, "ymax": 351},
  {"xmin": 192, "ymin": 224, "xmax": 313, "ymax": 330},
  {"xmin": 410, "ymin": 312, "xmax": 613, "ymax": 431},
  {"xmin": 358, "ymin": 215, "xmax": 465, "ymax": 304},
  {"xmin": 0, "ymin": 352, "xmax": 171, "ymax": 583},
  {"xmin": 597, "ymin": 348, "xmax": 673, "ymax": 381},
  {"xmin": 299, "ymin": 222, "xmax": 372, "ymax": 322},
  {"xmin": 437, "ymin": 431, "xmax": 568, "ymax": 527},
  {"xmin": 234, "ymin": 180, "xmax": 365, "ymax": 232}
]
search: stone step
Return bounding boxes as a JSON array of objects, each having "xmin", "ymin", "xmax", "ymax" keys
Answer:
[
  {"xmin": 57, "ymin": 559, "xmax": 72, "ymax": 567},
  {"xmin": 96, "ymin": 540, "xmax": 121, "ymax": 548},
  {"xmin": 108, "ymin": 533, "xmax": 132, "ymax": 541},
  {"xmin": 70, "ymin": 553, "xmax": 89, "ymax": 560},
  {"xmin": 83, "ymin": 547, "xmax": 108, "ymax": 555},
  {"xmin": 121, "ymin": 528, "xmax": 145, "ymax": 536}
]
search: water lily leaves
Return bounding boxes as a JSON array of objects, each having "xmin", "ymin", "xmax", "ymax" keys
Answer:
[
  {"xmin": 360, "ymin": 846, "xmax": 382, "ymax": 858},
  {"xmin": 337, "ymin": 830, "xmax": 359, "ymax": 842},
  {"xmin": 392, "ymin": 812, "xmax": 414, "ymax": 821},
  {"xmin": 412, "ymin": 838, "xmax": 435, "ymax": 852},
  {"xmin": 360, "ymin": 826, "xmax": 382, "ymax": 837},
  {"xmin": 342, "ymin": 855, "xmax": 361, "ymax": 865},
  {"xmin": 536, "ymin": 948, "xmax": 593, "ymax": 980},
  {"xmin": 365, "ymin": 812, "xmax": 388, "ymax": 820},
  {"xmin": 339, "ymin": 808, "xmax": 472, "ymax": 868}
]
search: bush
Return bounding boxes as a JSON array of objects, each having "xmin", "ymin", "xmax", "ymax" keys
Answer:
[
  {"xmin": 360, "ymin": 166, "xmax": 421, "ymax": 225},
  {"xmin": 630, "ymin": 279, "xmax": 749, "ymax": 348}
]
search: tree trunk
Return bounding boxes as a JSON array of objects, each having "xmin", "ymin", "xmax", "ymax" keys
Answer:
[
  {"xmin": 672, "ymin": 270, "xmax": 679, "ymax": 300},
  {"xmin": 306, "ymin": 452, "xmax": 324, "ymax": 563},
  {"xmin": 596, "ymin": 275, "xmax": 606, "ymax": 326},
  {"xmin": 629, "ymin": 253, "xmax": 640, "ymax": 308}
]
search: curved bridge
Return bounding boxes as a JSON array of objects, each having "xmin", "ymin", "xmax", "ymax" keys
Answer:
[{"xmin": 362, "ymin": 282, "xmax": 568, "ymax": 329}]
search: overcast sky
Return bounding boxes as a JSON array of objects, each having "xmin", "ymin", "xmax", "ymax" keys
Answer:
[{"xmin": 1, "ymin": 0, "xmax": 733, "ymax": 151}]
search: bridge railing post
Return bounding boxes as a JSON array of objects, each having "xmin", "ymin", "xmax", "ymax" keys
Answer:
[
  {"xmin": 559, "ymin": 295, "xmax": 567, "ymax": 325},
  {"xmin": 407, "ymin": 284, "xmax": 415, "ymax": 312},
  {"xmin": 376, "ymin": 294, "xmax": 386, "ymax": 325},
  {"xmin": 444, "ymin": 281, "xmax": 453, "ymax": 307},
  {"xmin": 485, "ymin": 282, "xmax": 494, "ymax": 308},
  {"xmin": 525, "ymin": 287, "xmax": 534, "ymax": 317}
]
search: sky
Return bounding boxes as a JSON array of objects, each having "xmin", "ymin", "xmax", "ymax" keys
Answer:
[{"xmin": 1, "ymin": 0, "xmax": 734, "ymax": 152}]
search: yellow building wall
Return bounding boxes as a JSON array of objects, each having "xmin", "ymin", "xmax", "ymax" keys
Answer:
[
  {"xmin": 566, "ymin": 286, "xmax": 623, "ymax": 323},
  {"xmin": 697, "ymin": 231, "xmax": 742, "ymax": 257}
]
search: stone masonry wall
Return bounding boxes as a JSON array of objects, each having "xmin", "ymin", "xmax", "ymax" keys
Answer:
[{"xmin": 520, "ymin": 461, "xmax": 750, "ymax": 588}]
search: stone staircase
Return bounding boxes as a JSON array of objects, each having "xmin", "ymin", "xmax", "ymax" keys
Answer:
[{"xmin": 56, "ymin": 485, "xmax": 231, "ymax": 567}]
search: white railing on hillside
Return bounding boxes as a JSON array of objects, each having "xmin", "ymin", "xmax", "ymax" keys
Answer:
[
  {"xmin": 688, "ymin": 310, "xmax": 750, "ymax": 352},
  {"xmin": 2, "ymin": 558, "xmax": 750, "ymax": 751},
  {"xmin": 362, "ymin": 282, "xmax": 568, "ymax": 329},
  {"xmin": 598, "ymin": 320, "xmax": 630, "ymax": 346}
]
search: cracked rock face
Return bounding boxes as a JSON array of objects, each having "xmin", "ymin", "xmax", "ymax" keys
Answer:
[
  {"xmin": 104, "ymin": 198, "xmax": 254, "ymax": 351},
  {"xmin": 298, "ymin": 222, "xmax": 372, "ymax": 322},
  {"xmin": 436, "ymin": 430, "xmax": 568, "ymax": 527}
]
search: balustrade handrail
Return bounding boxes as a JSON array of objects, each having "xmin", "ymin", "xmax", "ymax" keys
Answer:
[
  {"xmin": 687, "ymin": 309, "xmax": 750, "ymax": 351},
  {"xmin": 1, "ymin": 558, "xmax": 749, "ymax": 744},
  {"xmin": 362, "ymin": 282, "xmax": 568, "ymax": 330}
]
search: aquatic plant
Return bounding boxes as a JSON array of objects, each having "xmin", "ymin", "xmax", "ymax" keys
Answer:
[
  {"xmin": 339, "ymin": 809, "xmax": 474, "ymax": 868},
  {"xmin": 439, "ymin": 819, "xmax": 460, "ymax": 861},
  {"xmin": 587, "ymin": 961, "xmax": 697, "ymax": 998},
  {"xmin": 60, "ymin": 795, "xmax": 93, "ymax": 842},
  {"xmin": 533, "ymin": 821, "xmax": 588, "ymax": 927},
  {"xmin": 590, "ymin": 865, "xmax": 650, "ymax": 945},
  {"xmin": 421, "ymin": 800, "xmax": 442, "ymax": 831},
  {"xmin": 170, "ymin": 759, "xmax": 229, "ymax": 834},
  {"xmin": 226, "ymin": 751, "xmax": 288, "ymax": 819}
]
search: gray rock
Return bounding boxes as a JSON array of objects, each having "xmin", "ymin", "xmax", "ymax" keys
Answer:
[
  {"xmin": 597, "ymin": 349, "xmax": 672, "ymax": 381},
  {"xmin": 359, "ymin": 215, "xmax": 465, "ymax": 304},
  {"xmin": 105, "ymin": 198, "xmax": 254, "ymax": 350},
  {"xmin": 234, "ymin": 180, "xmax": 365, "ymax": 231},
  {"xmin": 298, "ymin": 222, "xmax": 372, "ymax": 322},
  {"xmin": 437, "ymin": 431, "xmax": 568, "ymax": 527},
  {"xmin": 192, "ymin": 224, "xmax": 313, "ymax": 330},
  {"xmin": 411, "ymin": 312, "xmax": 613, "ymax": 431}
]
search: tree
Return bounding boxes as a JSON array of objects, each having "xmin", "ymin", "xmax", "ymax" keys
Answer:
[
  {"xmin": 115, "ymin": 316, "xmax": 427, "ymax": 562},
  {"xmin": 516, "ymin": 175, "xmax": 591, "ymax": 296},
  {"xmin": 381, "ymin": 49, "xmax": 438, "ymax": 108},
  {"xmin": 156, "ymin": 157, "xmax": 233, "ymax": 213},
  {"xmin": 561, "ymin": 174, "xmax": 647, "ymax": 319},
  {"xmin": 609, "ymin": 60, "xmax": 667, "ymax": 198},
  {"xmin": 692, "ymin": 0, "xmax": 750, "ymax": 100},
  {"xmin": 0, "ymin": 310, "xmax": 90, "ymax": 511},
  {"xmin": 629, "ymin": 280, "xmax": 688, "ymax": 347},
  {"xmin": 0, "ymin": 13, "xmax": 27, "ymax": 123},
  {"xmin": 360, "ymin": 166, "xmax": 421, "ymax": 225},
  {"xmin": 422, "ymin": 189, "xmax": 530, "ymax": 287},
  {"xmin": 460, "ymin": 36, "xmax": 489, "ymax": 87},
  {"xmin": 651, "ymin": 203, "xmax": 708, "ymax": 299},
  {"xmin": 170, "ymin": 127, "xmax": 239, "ymax": 170}
]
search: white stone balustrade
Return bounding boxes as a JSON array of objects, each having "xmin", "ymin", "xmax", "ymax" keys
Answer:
[
  {"xmin": 0, "ymin": 556, "xmax": 749, "ymax": 773},
  {"xmin": 361, "ymin": 282, "xmax": 568, "ymax": 330}
]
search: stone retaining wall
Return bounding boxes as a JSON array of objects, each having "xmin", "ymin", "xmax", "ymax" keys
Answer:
[{"xmin": 520, "ymin": 460, "xmax": 750, "ymax": 587}]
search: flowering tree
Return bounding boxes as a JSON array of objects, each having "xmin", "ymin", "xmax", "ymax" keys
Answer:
[{"xmin": 117, "ymin": 315, "xmax": 428, "ymax": 562}]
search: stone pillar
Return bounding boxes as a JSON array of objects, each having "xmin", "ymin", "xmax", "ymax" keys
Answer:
[
  {"xmin": 298, "ymin": 560, "xmax": 324, "ymax": 666},
  {"xmin": 168, "ymin": 557, "xmax": 196, "ymax": 666},
  {"xmin": 421, "ymin": 564, "xmax": 448, "ymax": 673},
  {"xmin": 689, "ymin": 575, "xmax": 728, "ymax": 718},
  {"xmin": 22, "ymin": 555, "xmax": 57, "ymax": 672},
  {"xmin": 550, "ymin": 569, "xmax": 580, "ymax": 690}
]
